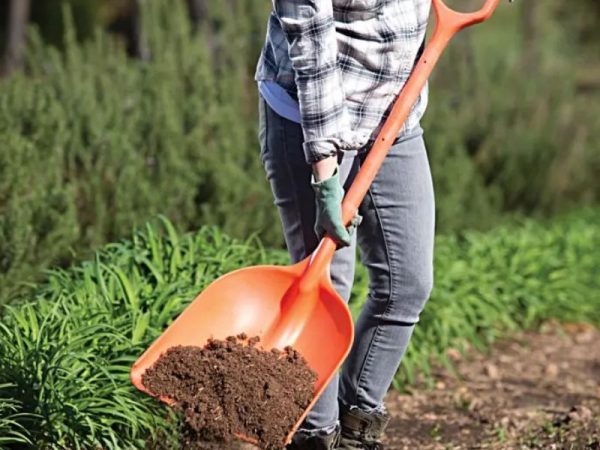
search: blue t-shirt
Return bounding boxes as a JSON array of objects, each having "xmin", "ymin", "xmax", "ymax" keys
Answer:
[{"xmin": 258, "ymin": 80, "xmax": 301, "ymax": 124}]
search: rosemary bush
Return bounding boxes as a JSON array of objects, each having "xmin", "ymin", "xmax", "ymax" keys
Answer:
[{"xmin": 2, "ymin": 0, "xmax": 599, "ymax": 305}]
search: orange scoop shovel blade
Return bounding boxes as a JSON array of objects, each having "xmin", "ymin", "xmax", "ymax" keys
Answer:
[
  {"xmin": 130, "ymin": 253, "xmax": 354, "ymax": 445},
  {"xmin": 131, "ymin": 0, "xmax": 503, "ymax": 446}
]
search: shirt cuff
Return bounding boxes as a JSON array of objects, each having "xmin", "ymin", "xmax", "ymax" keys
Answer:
[
  {"xmin": 302, "ymin": 130, "xmax": 372, "ymax": 164},
  {"xmin": 302, "ymin": 139, "xmax": 339, "ymax": 164}
]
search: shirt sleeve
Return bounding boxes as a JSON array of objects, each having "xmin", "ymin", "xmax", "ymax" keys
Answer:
[{"xmin": 272, "ymin": 0, "xmax": 369, "ymax": 164}]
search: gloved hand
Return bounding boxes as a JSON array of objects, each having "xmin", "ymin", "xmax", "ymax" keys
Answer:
[{"xmin": 311, "ymin": 167, "xmax": 360, "ymax": 247}]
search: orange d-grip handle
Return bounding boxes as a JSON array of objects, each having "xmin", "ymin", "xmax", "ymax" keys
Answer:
[
  {"xmin": 433, "ymin": 0, "xmax": 501, "ymax": 33},
  {"xmin": 300, "ymin": 0, "xmax": 502, "ymax": 288}
]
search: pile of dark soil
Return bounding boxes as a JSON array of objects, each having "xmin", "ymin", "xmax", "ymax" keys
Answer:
[{"xmin": 142, "ymin": 334, "xmax": 317, "ymax": 450}]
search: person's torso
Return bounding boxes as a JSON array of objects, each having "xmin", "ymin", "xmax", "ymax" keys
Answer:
[{"xmin": 255, "ymin": 0, "xmax": 431, "ymax": 139}]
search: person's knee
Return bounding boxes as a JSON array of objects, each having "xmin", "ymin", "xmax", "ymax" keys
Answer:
[
  {"xmin": 411, "ymin": 268, "xmax": 434, "ymax": 308},
  {"xmin": 370, "ymin": 265, "xmax": 433, "ymax": 323},
  {"xmin": 399, "ymin": 265, "xmax": 434, "ymax": 322}
]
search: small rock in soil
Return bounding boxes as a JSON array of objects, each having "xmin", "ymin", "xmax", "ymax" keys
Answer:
[{"xmin": 142, "ymin": 335, "xmax": 317, "ymax": 450}]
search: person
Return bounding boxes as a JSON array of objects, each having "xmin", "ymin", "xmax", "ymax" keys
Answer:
[{"xmin": 254, "ymin": 1, "xmax": 434, "ymax": 448}]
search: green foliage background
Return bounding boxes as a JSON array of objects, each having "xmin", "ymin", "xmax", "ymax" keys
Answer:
[
  {"xmin": 0, "ymin": 1, "xmax": 274, "ymax": 301},
  {"xmin": 0, "ymin": 0, "xmax": 598, "ymax": 302}
]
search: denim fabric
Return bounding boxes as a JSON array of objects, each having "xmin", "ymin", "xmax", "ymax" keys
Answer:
[{"xmin": 258, "ymin": 94, "xmax": 435, "ymax": 431}]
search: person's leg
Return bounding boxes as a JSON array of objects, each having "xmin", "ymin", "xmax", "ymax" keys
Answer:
[
  {"xmin": 258, "ymin": 94, "xmax": 358, "ymax": 435},
  {"xmin": 338, "ymin": 126, "xmax": 435, "ymax": 446}
]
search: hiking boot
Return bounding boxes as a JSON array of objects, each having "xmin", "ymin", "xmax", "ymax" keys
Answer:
[
  {"xmin": 285, "ymin": 427, "xmax": 341, "ymax": 450},
  {"xmin": 338, "ymin": 403, "xmax": 390, "ymax": 450}
]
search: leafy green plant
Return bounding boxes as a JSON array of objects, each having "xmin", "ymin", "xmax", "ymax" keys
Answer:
[
  {"xmin": 0, "ymin": 385, "xmax": 32, "ymax": 447},
  {"xmin": 391, "ymin": 208, "xmax": 600, "ymax": 387},
  {"xmin": 0, "ymin": 217, "xmax": 287, "ymax": 449},
  {"xmin": 1, "ymin": 210, "xmax": 598, "ymax": 448}
]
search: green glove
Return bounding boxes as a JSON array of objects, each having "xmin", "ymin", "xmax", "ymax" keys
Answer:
[{"xmin": 311, "ymin": 168, "xmax": 359, "ymax": 247}]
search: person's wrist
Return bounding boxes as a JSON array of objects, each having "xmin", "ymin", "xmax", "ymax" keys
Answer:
[{"xmin": 311, "ymin": 155, "xmax": 338, "ymax": 182}]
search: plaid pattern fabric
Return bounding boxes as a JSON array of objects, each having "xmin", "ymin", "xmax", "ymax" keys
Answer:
[{"xmin": 255, "ymin": 0, "xmax": 431, "ymax": 163}]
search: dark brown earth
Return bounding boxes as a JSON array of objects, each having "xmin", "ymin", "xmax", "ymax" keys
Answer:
[
  {"xmin": 142, "ymin": 334, "xmax": 317, "ymax": 450},
  {"xmin": 384, "ymin": 321, "xmax": 600, "ymax": 449}
]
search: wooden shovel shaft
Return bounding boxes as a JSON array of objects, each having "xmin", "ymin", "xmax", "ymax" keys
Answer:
[{"xmin": 301, "ymin": 0, "xmax": 502, "ymax": 290}]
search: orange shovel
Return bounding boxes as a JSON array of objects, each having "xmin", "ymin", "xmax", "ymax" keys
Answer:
[{"xmin": 131, "ymin": 0, "xmax": 503, "ymax": 446}]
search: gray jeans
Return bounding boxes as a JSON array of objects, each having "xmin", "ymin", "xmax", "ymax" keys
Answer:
[{"xmin": 258, "ymin": 95, "xmax": 435, "ymax": 432}]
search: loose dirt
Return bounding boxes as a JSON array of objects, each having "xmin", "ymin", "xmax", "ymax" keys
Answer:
[
  {"xmin": 385, "ymin": 321, "xmax": 600, "ymax": 449},
  {"xmin": 142, "ymin": 334, "xmax": 317, "ymax": 450}
]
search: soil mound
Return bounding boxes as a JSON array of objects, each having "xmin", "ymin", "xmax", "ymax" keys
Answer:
[{"xmin": 142, "ymin": 334, "xmax": 317, "ymax": 449}]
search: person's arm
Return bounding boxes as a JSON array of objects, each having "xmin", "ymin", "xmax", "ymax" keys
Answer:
[
  {"xmin": 312, "ymin": 155, "xmax": 337, "ymax": 181},
  {"xmin": 273, "ymin": 0, "xmax": 364, "ymax": 169},
  {"xmin": 274, "ymin": 0, "xmax": 362, "ymax": 246}
]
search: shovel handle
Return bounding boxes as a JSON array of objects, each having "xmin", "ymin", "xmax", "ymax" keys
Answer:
[{"xmin": 303, "ymin": 0, "xmax": 502, "ymax": 287}]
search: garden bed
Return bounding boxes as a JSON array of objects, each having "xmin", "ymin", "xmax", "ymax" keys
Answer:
[
  {"xmin": 0, "ymin": 212, "xmax": 598, "ymax": 449},
  {"xmin": 383, "ymin": 322, "xmax": 600, "ymax": 449}
]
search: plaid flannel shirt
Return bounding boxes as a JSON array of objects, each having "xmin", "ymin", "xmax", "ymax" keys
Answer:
[{"xmin": 255, "ymin": 0, "xmax": 431, "ymax": 163}]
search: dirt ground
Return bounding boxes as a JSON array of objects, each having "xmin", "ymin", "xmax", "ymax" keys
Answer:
[
  {"xmin": 230, "ymin": 322, "xmax": 599, "ymax": 450},
  {"xmin": 384, "ymin": 321, "xmax": 600, "ymax": 449}
]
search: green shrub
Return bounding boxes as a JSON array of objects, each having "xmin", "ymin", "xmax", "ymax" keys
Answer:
[
  {"xmin": 423, "ymin": 4, "xmax": 600, "ymax": 230},
  {"xmin": 1, "ymin": 210, "xmax": 598, "ymax": 448},
  {"xmin": 0, "ymin": 0, "xmax": 276, "ymax": 302},
  {"xmin": 1, "ymin": 0, "xmax": 599, "ymax": 304}
]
